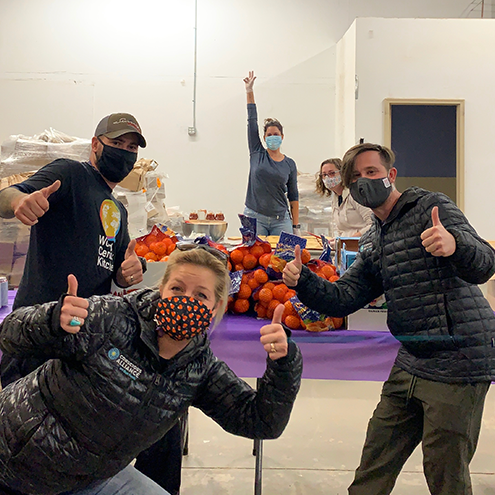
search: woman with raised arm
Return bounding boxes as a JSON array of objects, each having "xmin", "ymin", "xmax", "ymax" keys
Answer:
[{"xmin": 243, "ymin": 71, "xmax": 300, "ymax": 236}]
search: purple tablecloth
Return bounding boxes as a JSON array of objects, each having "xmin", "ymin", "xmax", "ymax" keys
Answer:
[
  {"xmin": 210, "ymin": 314, "xmax": 399, "ymax": 382},
  {"xmin": 1, "ymin": 290, "xmax": 400, "ymax": 382}
]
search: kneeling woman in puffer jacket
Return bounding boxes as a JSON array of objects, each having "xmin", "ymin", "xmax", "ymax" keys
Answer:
[{"xmin": 0, "ymin": 245, "xmax": 303, "ymax": 495}]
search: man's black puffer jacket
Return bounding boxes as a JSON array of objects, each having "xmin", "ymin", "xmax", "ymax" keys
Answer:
[
  {"xmin": 295, "ymin": 187, "xmax": 495, "ymax": 383},
  {"xmin": 0, "ymin": 289, "xmax": 302, "ymax": 495}
]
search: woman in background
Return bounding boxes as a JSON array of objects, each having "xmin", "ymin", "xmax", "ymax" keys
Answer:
[
  {"xmin": 316, "ymin": 158, "xmax": 372, "ymax": 245},
  {"xmin": 243, "ymin": 71, "xmax": 300, "ymax": 236}
]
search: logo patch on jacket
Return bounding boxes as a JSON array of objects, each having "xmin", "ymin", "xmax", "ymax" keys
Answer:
[
  {"xmin": 108, "ymin": 347, "xmax": 143, "ymax": 380},
  {"xmin": 359, "ymin": 241, "xmax": 373, "ymax": 253}
]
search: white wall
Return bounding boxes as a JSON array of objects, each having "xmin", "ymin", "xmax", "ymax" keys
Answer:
[
  {"xmin": 345, "ymin": 18, "xmax": 495, "ymax": 239},
  {"xmin": 0, "ymin": 0, "xmax": 481, "ymax": 237}
]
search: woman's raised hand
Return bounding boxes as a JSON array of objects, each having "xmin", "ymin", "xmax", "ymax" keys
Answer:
[
  {"xmin": 60, "ymin": 274, "xmax": 89, "ymax": 334},
  {"xmin": 243, "ymin": 71, "xmax": 256, "ymax": 93}
]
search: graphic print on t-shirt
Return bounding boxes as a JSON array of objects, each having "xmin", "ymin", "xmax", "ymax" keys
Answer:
[{"xmin": 98, "ymin": 199, "xmax": 122, "ymax": 272}]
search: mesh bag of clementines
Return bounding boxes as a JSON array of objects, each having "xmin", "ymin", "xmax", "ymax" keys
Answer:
[
  {"xmin": 226, "ymin": 239, "xmax": 344, "ymax": 331},
  {"xmin": 133, "ymin": 225, "xmax": 179, "ymax": 262}
]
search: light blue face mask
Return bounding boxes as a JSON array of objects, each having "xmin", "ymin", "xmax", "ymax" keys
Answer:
[{"xmin": 265, "ymin": 135, "xmax": 282, "ymax": 151}]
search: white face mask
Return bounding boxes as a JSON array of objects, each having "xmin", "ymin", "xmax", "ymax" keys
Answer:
[{"xmin": 323, "ymin": 174, "xmax": 341, "ymax": 190}]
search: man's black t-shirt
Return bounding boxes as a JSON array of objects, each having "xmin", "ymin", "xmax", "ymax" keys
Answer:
[{"xmin": 12, "ymin": 158, "xmax": 130, "ymax": 309}]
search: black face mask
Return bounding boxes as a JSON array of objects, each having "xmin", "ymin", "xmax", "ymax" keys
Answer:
[
  {"xmin": 349, "ymin": 176, "xmax": 392, "ymax": 209},
  {"xmin": 96, "ymin": 138, "xmax": 137, "ymax": 183}
]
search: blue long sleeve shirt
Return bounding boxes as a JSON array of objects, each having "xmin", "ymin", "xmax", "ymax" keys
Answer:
[{"xmin": 244, "ymin": 103, "xmax": 298, "ymax": 217}]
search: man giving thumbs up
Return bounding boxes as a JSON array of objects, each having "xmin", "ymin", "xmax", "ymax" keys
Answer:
[
  {"xmin": 284, "ymin": 142, "xmax": 495, "ymax": 495},
  {"xmin": 0, "ymin": 113, "xmax": 147, "ymax": 384}
]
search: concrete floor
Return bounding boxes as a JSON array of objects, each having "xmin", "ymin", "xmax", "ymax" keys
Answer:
[{"xmin": 181, "ymin": 378, "xmax": 495, "ymax": 495}]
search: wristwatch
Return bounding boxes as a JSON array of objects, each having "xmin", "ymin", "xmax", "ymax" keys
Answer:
[{"xmin": 292, "ymin": 224, "xmax": 301, "ymax": 229}]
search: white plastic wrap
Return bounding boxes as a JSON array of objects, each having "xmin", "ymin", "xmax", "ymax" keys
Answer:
[
  {"xmin": 0, "ymin": 128, "xmax": 91, "ymax": 178},
  {"xmin": 297, "ymin": 172, "xmax": 334, "ymax": 237}
]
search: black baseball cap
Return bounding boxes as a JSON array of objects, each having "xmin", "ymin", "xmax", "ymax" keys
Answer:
[{"xmin": 95, "ymin": 113, "xmax": 146, "ymax": 148}]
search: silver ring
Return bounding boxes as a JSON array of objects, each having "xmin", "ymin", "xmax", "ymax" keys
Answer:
[
  {"xmin": 130, "ymin": 275, "xmax": 134, "ymax": 283},
  {"xmin": 69, "ymin": 317, "xmax": 81, "ymax": 327},
  {"xmin": 270, "ymin": 342, "xmax": 276, "ymax": 354}
]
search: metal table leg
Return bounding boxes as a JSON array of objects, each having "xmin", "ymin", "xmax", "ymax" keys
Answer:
[{"xmin": 253, "ymin": 377, "xmax": 263, "ymax": 495}]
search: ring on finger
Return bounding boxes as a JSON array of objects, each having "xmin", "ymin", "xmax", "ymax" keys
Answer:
[
  {"xmin": 69, "ymin": 317, "xmax": 82, "ymax": 327},
  {"xmin": 130, "ymin": 275, "xmax": 134, "ymax": 283},
  {"xmin": 270, "ymin": 342, "xmax": 276, "ymax": 354}
]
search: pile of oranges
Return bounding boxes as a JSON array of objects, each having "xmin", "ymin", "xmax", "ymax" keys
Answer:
[
  {"xmin": 228, "ymin": 240, "xmax": 272, "ymax": 272},
  {"xmin": 227, "ymin": 241, "xmax": 342, "ymax": 331},
  {"xmin": 134, "ymin": 228, "xmax": 177, "ymax": 262}
]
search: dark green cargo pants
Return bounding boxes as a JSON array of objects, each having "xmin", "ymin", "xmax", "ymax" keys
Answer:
[{"xmin": 348, "ymin": 366, "xmax": 490, "ymax": 495}]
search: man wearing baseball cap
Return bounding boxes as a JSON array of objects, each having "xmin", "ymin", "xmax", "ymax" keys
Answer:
[{"xmin": 0, "ymin": 111, "xmax": 147, "ymax": 378}]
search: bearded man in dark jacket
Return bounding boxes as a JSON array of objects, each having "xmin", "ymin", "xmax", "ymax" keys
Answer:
[{"xmin": 283, "ymin": 143, "xmax": 495, "ymax": 495}]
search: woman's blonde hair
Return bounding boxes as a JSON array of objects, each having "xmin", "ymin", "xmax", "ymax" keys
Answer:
[
  {"xmin": 160, "ymin": 248, "xmax": 230, "ymax": 327},
  {"xmin": 315, "ymin": 158, "xmax": 342, "ymax": 197}
]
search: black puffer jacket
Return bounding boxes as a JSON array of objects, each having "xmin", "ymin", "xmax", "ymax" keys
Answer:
[
  {"xmin": 0, "ymin": 289, "xmax": 302, "ymax": 495},
  {"xmin": 295, "ymin": 187, "xmax": 495, "ymax": 383}
]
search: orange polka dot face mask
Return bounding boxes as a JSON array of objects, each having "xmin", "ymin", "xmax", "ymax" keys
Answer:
[{"xmin": 154, "ymin": 296, "xmax": 213, "ymax": 341}]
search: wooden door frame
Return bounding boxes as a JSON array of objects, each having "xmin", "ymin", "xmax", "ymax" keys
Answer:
[{"xmin": 383, "ymin": 98, "xmax": 465, "ymax": 210}]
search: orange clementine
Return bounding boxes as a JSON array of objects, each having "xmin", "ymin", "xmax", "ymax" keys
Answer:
[
  {"xmin": 135, "ymin": 243, "xmax": 149, "ymax": 257},
  {"xmin": 237, "ymin": 283, "xmax": 252, "ymax": 299},
  {"xmin": 283, "ymin": 289, "xmax": 296, "ymax": 302},
  {"xmin": 248, "ymin": 277, "xmax": 260, "ymax": 290},
  {"xmin": 329, "ymin": 275, "xmax": 340, "ymax": 282},
  {"xmin": 144, "ymin": 234, "xmax": 159, "ymax": 247},
  {"xmin": 283, "ymin": 300, "xmax": 297, "ymax": 316},
  {"xmin": 266, "ymin": 307, "xmax": 274, "ymax": 319},
  {"xmin": 253, "ymin": 269, "xmax": 268, "ymax": 284},
  {"xmin": 255, "ymin": 303, "xmax": 267, "ymax": 319},
  {"xmin": 332, "ymin": 317, "xmax": 344, "ymax": 329},
  {"xmin": 258, "ymin": 288, "xmax": 273, "ymax": 304},
  {"xmin": 285, "ymin": 315, "xmax": 301, "ymax": 330},
  {"xmin": 234, "ymin": 263, "xmax": 244, "ymax": 272},
  {"xmin": 151, "ymin": 241, "xmax": 167, "ymax": 257},
  {"xmin": 321, "ymin": 264, "xmax": 335, "ymax": 279},
  {"xmin": 268, "ymin": 299, "xmax": 281, "ymax": 311},
  {"xmin": 249, "ymin": 245, "xmax": 265, "ymax": 259},
  {"xmin": 272, "ymin": 284, "xmax": 288, "ymax": 302},
  {"xmin": 263, "ymin": 282, "xmax": 275, "ymax": 291},
  {"xmin": 259, "ymin": 253, "xmax": 272, "ymax": 269},
  {"xmin": 227, "ymin": 261, "xmax": 232, "ymax": 271},
  {"xmin": 234, "ymin": 298, "xmax": 250, "ymax": 313},
  {"xmin": 301, "ymin": 249, "xmax": 311, "ymax": 264},
  {"xmin": 166, "ymin": 243, "xmax": 176, "ymax": 255},
  {"xmin": 160, "ymin": 256, "xmax": 169, "ymax": 262},
  {"xmin": 261, "ymin": 242, "xmax": 272, "ymax": 253},
  {"xmin": 252, "ymin": 289, "xmax": 260, "ymax": 301},
  {"xmin": 230, "ymin": 249, "xmax": 244, "ymax": 265},
  {"xmin": 243, "ymin": 254, "xmax": 258, "ymax": 270},
  {"xmin": 144, "ymin": 252, "xmax": 158, "ymax": 261}
]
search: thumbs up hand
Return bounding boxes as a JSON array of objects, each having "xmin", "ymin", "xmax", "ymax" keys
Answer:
[
  {"xmin": 12, "ymin": 179, "xmax": 61, "ymax": 226},
  {"xmin": 282, "ymin": 244, "xmax": 303, "ymax": 287},
  {"xmin": 118, "ymin": 239, "xmax": 144, "ymax": 287},
  {"xmin": 260, "ymin": 304, "xmax": 288, "ymax": 360},
  {"xmin": 60, "ymin": 274, "xmax": 89, "ymax": 334},
  {"xmin": 420, "ymin": 206, "xmax": 456, "ymax": 257}
]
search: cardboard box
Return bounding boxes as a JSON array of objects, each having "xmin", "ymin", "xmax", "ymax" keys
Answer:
[
  {"xmin": 335, "ymin": 237, "xmax": 359, "ymax": 272},
  {"xmin": 347, "ymin": 295, "xmax": 388, "ymax": 332},
  {"xmin": 118, "ymin": 159, "xmax": 158, "ymax": 192}
]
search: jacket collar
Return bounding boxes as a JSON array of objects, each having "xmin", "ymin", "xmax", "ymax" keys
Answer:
[{"xmin": 382, "ymin": 186, "xmax": 426, "ymax": 226}]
